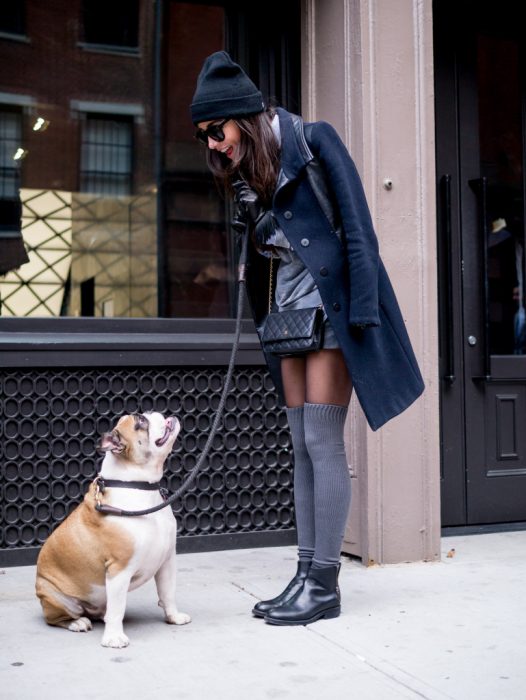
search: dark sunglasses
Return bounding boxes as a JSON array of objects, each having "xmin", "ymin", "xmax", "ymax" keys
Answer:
[{"xmin": 195, "ymin": 118, "xmax": 230, "ymax": 145}]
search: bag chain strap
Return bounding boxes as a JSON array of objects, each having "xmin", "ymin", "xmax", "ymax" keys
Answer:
[{"xmin": 268, "ymin": 256, "xmax": 273, "ymax": 315}]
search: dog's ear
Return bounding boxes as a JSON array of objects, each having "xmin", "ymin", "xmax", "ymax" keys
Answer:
[{"xmin": 97, "ymin": 430, "xmax": 126, "ymax": 454}]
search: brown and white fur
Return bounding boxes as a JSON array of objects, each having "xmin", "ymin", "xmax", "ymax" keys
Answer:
[{"xmin": 35, "ymin": 411, "xmax": 191, "ymax": 648}]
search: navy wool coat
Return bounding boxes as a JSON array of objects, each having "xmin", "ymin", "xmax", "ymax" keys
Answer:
[{"xmin": 245, "ymin": 108, "xmax": 425, "ymax": 431}]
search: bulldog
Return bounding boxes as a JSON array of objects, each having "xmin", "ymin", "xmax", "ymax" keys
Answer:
[{"xmin": 35, "ymin": 411, "xmax": 191, "ymax": 648}]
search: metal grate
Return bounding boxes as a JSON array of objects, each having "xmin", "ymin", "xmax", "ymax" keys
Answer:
[{"xmin": 0, "ymin": 366, "xmax": 294, "ymax": 552}]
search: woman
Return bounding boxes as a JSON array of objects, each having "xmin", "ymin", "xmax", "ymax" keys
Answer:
[{"xmin": 190, "ymin": 51, "xmax": 424, "ymax": 626}]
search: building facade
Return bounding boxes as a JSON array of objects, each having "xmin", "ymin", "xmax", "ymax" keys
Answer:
[{"xmin": 1, "ymin": 0, "xmax": 524, "ymax": 567}]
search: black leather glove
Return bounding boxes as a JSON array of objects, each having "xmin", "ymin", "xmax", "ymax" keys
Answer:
[
  {"xmin": 231, "ymin": 180, "xmax": 277, "ymax": 246},
  {"xmin": 232, "ymin": 180, "xmax": 264, "ymax": 225},
  {"xmin": 231, "ymin": 202, "xmax": 248, "ymax": 234},
  {"xmin": 253, "ymin": 209, "xmax": 277, "ymax": 248}
]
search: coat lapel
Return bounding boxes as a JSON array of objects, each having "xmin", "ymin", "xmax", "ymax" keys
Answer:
[{"xmin": 274, "ymin": 108, "xmax": 313, "ymax": 199}]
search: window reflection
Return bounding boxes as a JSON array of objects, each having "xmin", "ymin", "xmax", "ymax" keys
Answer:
[
  {"xmin": 0, "ymin": 0, "xmax": 230, "ymax": 319},
  {"xmin": 82, "ymin": 0, "xmax": 139, "ymax": 52},
  {"xmin": 162, "ymin": 2, "xmax": 233, "ymax": 318},
  {"xmin": 478, "ymin": 34, "xmax": 526, "ymax": 354},
  {"xmin": 0, "ymin": 1, "xmax": 300, "ymax": 318},
  {"xmin": 0, "ymin": 109, "xmax": 21, "ymax": 198},
  {"xmin": 0, "ymin": 4, "xmax": 26, "ymax": 39},
  {"xmin": 0, "ymin": 106, "xmax": 27, "ymax": 277},
  {"xmin": 80, "ymin": 115, "xmax": 133, "ymax": 196}
]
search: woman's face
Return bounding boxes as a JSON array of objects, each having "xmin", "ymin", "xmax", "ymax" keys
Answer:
[{"xmin": 197, "ymin": 119, "xmax": 241, "ymax": 162}]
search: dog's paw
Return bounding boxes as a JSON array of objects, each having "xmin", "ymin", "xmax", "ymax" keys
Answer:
[
  {"xmin": 165, "ymin": 611, "xmax": 191, "ymax": 626},
  {"xmin": 101, "ymin": 631, "xmax": 130, "ymax": 648},
  {"xmin": 68, "ymin": 617, "xmax": 93, "ymax": 633}
]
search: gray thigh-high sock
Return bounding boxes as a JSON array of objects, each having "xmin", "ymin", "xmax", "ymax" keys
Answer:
[
  {"xmin": 286, "ymin": 406, "xmax": 315, "ymax": 563},
  {"xmin": 303, "ymin": 402, "xmax": 351, "ymax": 569}
]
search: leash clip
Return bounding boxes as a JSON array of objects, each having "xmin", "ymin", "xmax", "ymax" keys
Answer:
[{"xmin": 94, "ymin": 476, "xmax": 105, "ymax": 510}]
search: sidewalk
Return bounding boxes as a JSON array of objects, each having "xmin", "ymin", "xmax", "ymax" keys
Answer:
[{"xmin": 1, "ymin": 531, "xmax": 525, "ymax": 700}]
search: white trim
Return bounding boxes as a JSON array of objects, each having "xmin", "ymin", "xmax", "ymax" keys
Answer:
[
  {"xmin": 77, "ymin": 42, "xmax": 140, "ymax": 58},
  {"xmin": 0, "ymin": 92, "xmax": 35, "ymax": 108},
  {"xmin": 0, "ymin": 31, "xmax": 30, "ymax": 43},
  {"xmin": 70, "ymin": 100, "xmax": 144, "ymax": 120}
]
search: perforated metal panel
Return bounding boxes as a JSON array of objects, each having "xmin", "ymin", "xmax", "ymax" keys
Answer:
[{"xmin": 0, "ymin": 367, "xmax": 294, "ymax": 556}]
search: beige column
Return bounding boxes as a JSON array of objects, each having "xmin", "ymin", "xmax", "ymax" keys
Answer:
[{"xmin": 301, "ymin": 0, "xmax": 440, "ymax": 564}]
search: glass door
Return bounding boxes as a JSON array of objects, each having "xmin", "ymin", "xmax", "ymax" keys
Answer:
[{"xmin": 435, "ymin": 0, "xmax": 526, "ymax": 525}]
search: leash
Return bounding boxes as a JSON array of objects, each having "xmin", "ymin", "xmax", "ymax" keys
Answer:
[{"xmin": 95, "ymin": 224, "xmax": 250, "ymax": 517}]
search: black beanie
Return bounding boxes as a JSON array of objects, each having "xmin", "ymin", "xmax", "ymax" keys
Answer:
[{"xmin": 190, "ymin": 51, "xmax": 265, "ymax": 124}]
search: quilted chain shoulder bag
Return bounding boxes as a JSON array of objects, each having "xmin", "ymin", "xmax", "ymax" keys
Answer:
[{"xmin": 259, "ymin": 257, "xmax": 324, "ymax": 357}]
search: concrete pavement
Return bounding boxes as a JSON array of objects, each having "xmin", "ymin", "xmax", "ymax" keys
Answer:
[{"xmin": 1, "ymin": 530, "xmax": 525, "ymax": 700}]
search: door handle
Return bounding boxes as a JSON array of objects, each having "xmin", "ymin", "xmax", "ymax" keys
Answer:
[
  {"xmin": 441, "ymin": 174, "xmax": 455, "ymax": 383},
  {"xmin": 469, "ymin": 177, "xmax": 491, "ymax": 380}
]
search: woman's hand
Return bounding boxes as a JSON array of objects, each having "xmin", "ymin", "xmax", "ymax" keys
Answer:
[
  {"xmin": 232, "ymin": 180, "xmax": 264, "ymax": 224},
  {"xmin": 231, "ymin": 180, "xmax": 277, "ymax": 247}
]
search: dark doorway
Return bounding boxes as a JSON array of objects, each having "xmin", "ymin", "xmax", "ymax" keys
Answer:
[
  {"xmin": 80, "ymin": 277, "xmax": 95, "ymax": 317},
  {"xmin": 434, "ymin": 0, "xmax": 526, "ymax": 525}
]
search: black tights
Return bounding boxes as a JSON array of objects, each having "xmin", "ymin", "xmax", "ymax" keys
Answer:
[{"xmin": 281, "ymin": 349, "xmax": 353, "ymax": 408}]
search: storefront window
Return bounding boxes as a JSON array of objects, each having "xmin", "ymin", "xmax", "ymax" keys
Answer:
[
  {"xmin": 0, "ymin": 0, "xmax": 300, "ymax": 320},
  {"xmin": 0, "ymin": 1, "xmax": 152, "ymax": 317}
]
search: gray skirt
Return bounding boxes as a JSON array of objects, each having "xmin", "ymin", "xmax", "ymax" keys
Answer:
[{"xmin": 321, "ymin": 317, "xmax": 340, "ymax": 349}]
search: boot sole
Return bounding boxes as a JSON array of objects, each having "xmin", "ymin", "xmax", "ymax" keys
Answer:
[
  {"xmin": 252, "ymin": 608, "xmax": 266, "ymax": 618},
  {"xmin": 264, "ymin": 605, "xmax": 341, "ymax": 626}
]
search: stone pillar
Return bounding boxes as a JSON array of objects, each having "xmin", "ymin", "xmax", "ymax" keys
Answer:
[{"xmin": 301, "ymin": 0, "xmax": 440, "ymax": 564}]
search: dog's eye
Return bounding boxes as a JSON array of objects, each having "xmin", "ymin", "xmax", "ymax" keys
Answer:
[{"xmin": 134, "ymin": 414, "xmax": 149, "ymax": 431}]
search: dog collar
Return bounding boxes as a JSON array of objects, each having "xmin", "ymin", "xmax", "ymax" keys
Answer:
[{"xmin": 95, "ymin": 476, "xmax": 163, "ymax": 493}]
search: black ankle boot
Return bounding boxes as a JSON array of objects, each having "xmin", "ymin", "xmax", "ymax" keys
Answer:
[
  {"xmin": 264, "ymin": 565, "xmax": 340, "ymax": 626},
  {"xmin": 252, "ymin": 560, "xmax": 311, "ymax": 618}
]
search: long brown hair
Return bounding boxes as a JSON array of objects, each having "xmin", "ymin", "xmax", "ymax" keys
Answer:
[{"xmin": 205, "ymin": 109, "xmax": 280, "ymax": 208}]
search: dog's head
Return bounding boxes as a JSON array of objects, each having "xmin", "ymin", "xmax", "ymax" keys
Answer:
[{"xmin": 98, "ymin": 412, "xmax": 180, "ymax": 479}]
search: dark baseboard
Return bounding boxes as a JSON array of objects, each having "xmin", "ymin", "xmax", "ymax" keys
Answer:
[
  {"xmin": 0, "ymin": 529, "xmax": 297, "ymax": 568},
  {"xmin": 442, "ymin": 521, "xmax": 526, "ymax": 537}
]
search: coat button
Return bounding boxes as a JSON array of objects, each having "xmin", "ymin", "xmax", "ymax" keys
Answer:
[
  {"xmin": 300, "ymin": 238, "xmax": 310, "ymax": 247},
  {"xmin": 284, "ymin": 210, "xmax": 293, "ymax": 220},
  {"xmin": 332, "ymin": 302, "xmax": 341, "ymax": 312},
  {"xmin": 320, "ymin": 266, "xmax": 328, "ymax": 276}
]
